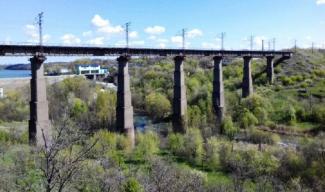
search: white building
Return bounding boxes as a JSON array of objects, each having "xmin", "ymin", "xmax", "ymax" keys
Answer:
[
  {"xmin": 0, "ymin": 88, "xmax": 4, "ymax": 98},
  {"xmin": 75, "ymin": 64, "xmax": 108, "ymax": 75}
]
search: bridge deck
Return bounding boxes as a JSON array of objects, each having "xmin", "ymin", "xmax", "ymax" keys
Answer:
[{"xmin": 0, "ymin": 45, "xmax": 292, "ymax": 57}]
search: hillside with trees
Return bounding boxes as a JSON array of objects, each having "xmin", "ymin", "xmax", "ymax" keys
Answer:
[{"xmin": 0, "ymin": 49, "xmax": 324, "ymax": 191}]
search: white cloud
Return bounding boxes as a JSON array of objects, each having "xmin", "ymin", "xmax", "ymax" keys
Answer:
[
  {"xmin": 171, "ymin": 36, "xmax": 182, "ymax": 44},
  {"xmin": 316, "ymin": 0, "xmax": 325, "ymax": 5},
  {"xmin": 91, "ymin": 15, "xmax": 109, "ymax": 28},
  {"xmin": 144, "ymin": 26, "xmax": 166, "ymax": 35},
  {"xmin": 82, "ymin": 31, "xmax": 93, "ymax": 37},
  {"xmin": 171, "ymin": 36, "xmax": 191, "ymax": 48},
  {"xmin": 61, "ymin": 34, "xmax": 81, "ymax": 45},
  {"xmin": 254, "ymin": 36, "xmax": 266, "ymax": 47},
  {"xmin": 114, "ymin": 40, "xmax": 145, "ymax": 47},
  {"xmin": 157, "ymin": 38, "xmax": 168, "ymax": 43},
  {"xmin": 130, "ymin": 40, "xmax": 145, "ymax": 46},
  {"xmin": 305, "ymin": 36, "xmax": 312, "ymax": 40},
  {"xmin": 148, "ymin": 35, "xmax": 157, "ymax": 40},
  {"xmin": 24, "ymin": 24, "xmax": 51, "ymax": 43},
  {"xmin": 159, "ymin": 43, "xmax": 166, "ymax": 48},
  {"xmin": 129, "ymin": 31, "xmax": 138, "ymax": 39},
  {"xmin": 187, "ymin": 29, "xmax": 203, "ymax": 38},
  {"xmin": 91, "ymin": 14, "xmax": 123, "ymax": 35},
  {"xmin": 201, "ymin": 42, "xmax": 220, "ymax": 49},
  {"xmin": 86, "ymin": 37, "xmax": 104, "ymax": 45}
]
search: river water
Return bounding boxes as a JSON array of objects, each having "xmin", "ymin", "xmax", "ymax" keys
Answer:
[{"xmin": 0, "ymin": 70, "xmax": 30, "ymax": 78}]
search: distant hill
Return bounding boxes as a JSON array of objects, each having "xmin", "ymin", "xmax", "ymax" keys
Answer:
[{"xmin": 5, "ymin": 64, "xmax": 31, "ymax": 70}]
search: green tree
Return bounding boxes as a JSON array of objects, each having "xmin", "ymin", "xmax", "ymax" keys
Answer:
[
  {"xmin": 71, "ymin": 98, "xmax": 88, "ymax": 118},
  {"xmin": 145, "ymin": 92, "xmax": 171, "ymax": 120},
  {"xmin": 222, "ymin": 116, "xmax": 238, "ymax": 140},
  {"xmin": 95, "ymin": 91, "xmax": 116, "ymax": 128},
  {"xmin": 122, "ymin": 177, "xmax": 144, "ymax": 192}
]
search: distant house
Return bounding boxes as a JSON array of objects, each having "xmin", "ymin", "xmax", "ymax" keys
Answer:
[
  {"xmin": 60, "ymin": 68, "xmax": 72, "ymax": 75},
  {"xmin": 0, "ymin": 88, "xmax": 4, "ymax": 98},
  {"xmin": 75, "ymin": 64, "xmax": 108, "ymax": 76}
]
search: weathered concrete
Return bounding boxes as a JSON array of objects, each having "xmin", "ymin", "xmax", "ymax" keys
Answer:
[
  {"xmin": 212, "ymin": 56, "xmax": 225, "ymax": 134},
  {"xmin": 116, "ymin": 55, "xmax": 135, "ymax": 147},
  {"xmin": 172, "ymin": 56, "xmax": 187, "ymax": 133},
  {"xmin": 242, "ymin": 56, "xmax": 253, "ymax": 98},
  {"xmin": 266, "ymin": 56, "xmax": 274, "ymax": 84},
  {"xmin": 29, "ymin": 55, "xmax": 51, "ymax": 146}
]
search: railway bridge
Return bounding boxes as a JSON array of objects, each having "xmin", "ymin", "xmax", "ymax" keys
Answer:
[{"xmin": 0, "ymin": 45, "xmax": 292, "ymax": 146}]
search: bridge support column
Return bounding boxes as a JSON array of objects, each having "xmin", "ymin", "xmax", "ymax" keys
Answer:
[
  {"xmin": 266, "ymin": 56, "xmax": 274, "ymax": 84},
  {"xmin": 242, "ymin": 56, "xmax": 253, "ymax": 98},
  {"xmin": 116, "ymin": 55, "xmax": 135, "ymax": 147},
  {"xmin": 173, "ymin": 56, "xmax": 187, "ymax": 133},
  {"xmin": 29, "ymin": 55, "xmax": 51, "ymax": 146},
  {"xmin": 212, "ymin": 56, "xmax": 225, "ymax": 134}
]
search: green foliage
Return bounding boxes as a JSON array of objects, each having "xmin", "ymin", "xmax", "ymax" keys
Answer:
[
  {"xmin": 220, "ymin": 147, "xmax": 280, "ymax": 179},
  {"xmin": 134, "ymin": 131, "xmax": 160, "ymax": 160},
  {"xmin": 167, "ymin": 133, "xmax": 185, "ymax": 156},
  {"xmin": 221, "ymin": 116, "xmax": 238, "ymax": 140},
  {"xmin": 183, "ymin": 128, "xmax": 204, "ymax": 165},
  {"xmin": 122, "ymin": 177, "xmax": 144, "ymax": 192},
  {"xmin": 0, "ymin": 130, "xmax": 10, "ymax": 143},
  {"xmin": 71, "ymin": 98, "xmax": 88, "ymax": 118},
  {"xmin": 247, "ymin": 128, "xmax": 280, "ymax": 145},
  {"xmin": 0, "ymin": 90, "xmax": 29, "ymax": 122},
  {"xmin": 145, "ymin": 92, "xmax": 171, "ymax": 120},
  {"xmin": 277, "ymin": 150, "xmax": 306, "ymax": 181},
  {"xmin": 239, "ymin": 109, "xmax": 258, "ymax": 129},
  {"xmin": 95, "ymin": 90, "xmax": 116, "ymax": 128},
  {"xmin": 281, "ymin": 106, "xmax": 297, "ymax": 125},
  {"xmin": 205, "ymin": 137, "xmax": 227, "ymax": 171}
]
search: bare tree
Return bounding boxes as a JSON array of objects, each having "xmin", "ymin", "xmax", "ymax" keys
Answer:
[{"xmin": 38, "ymin": 117, "xmax": 98, "ymax": 192}]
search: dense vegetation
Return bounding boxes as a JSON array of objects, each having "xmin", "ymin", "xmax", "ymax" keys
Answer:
[{"xmin": 0, "ymin": 49, "xmax": 324, "ymax": 191}]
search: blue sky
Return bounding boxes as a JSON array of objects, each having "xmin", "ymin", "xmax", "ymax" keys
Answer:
[{"xmin": 0, "ymin": 0, "xmax": 324, "ymax": 64}]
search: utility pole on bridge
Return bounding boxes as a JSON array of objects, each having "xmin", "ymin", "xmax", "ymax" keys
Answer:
[
  {"xmin": 125, "ymin": 22, "xmax": 131, "ymax": 48},
  {"xmin": 182, "ymin": 28, "xmax": 186, "ymax": 51},
  {"xmin": 36, "ymin": 12, "xmax": 44, "ymax": 53},
  {"xmin": 220, "ymin": 32, "xmax": 226, "ymax": 50}
]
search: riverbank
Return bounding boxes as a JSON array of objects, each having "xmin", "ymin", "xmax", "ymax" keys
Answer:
[{"xmin": 0, "ymin": 75, "xmax": 77, "ymax": 90}]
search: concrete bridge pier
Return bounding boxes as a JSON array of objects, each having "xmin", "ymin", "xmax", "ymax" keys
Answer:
[
  {"xmin": 116, "ymin": 55, "xmax": 135, "ymax": 147},
  {"xmin": 212, "ymin": 56, "xmax": 225, "ymax": 134},
  {"xmin": 242, "ymin": 56, "xmax": 253, "ymax": 98},
  {"xmin": 266, "ymin": 56, "xmax": 274, "ymax": 84},
  {"xmin": 172, "ymin": 56, "xmax": 187, "ymax": 133},
  {"xmin": 29, "ymin": 55, "xmax": 51, "ymax": 146}
]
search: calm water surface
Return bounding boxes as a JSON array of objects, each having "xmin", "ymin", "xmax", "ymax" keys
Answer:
[{"xmin": 0, "ymin": 70, "xmax": 31, "ymax": 78}]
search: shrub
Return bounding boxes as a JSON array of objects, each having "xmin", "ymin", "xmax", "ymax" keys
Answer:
[
  {"xmin": 247, "ymin": 128, "xmax": 280, "ymax": 146},
  {"xmin": 183, "ymin": 128, "xmax": 204, "ymax": 165},
  {"xmin": 71, "ymin": 98, "xmax": 88, "ymax": 118},
  {"xmin": 0, "ymin": 130, "xmax": 10, "ymax": 143},
  {"xmin": 145, "ymin": 92, "xmax": 171, "ymax": 120},
  {"xmin": 239, "ymin": 109, "xmax": 258, "ymax": 129},
  {"xmin": 221, "ymin": 116, "xmax": 238, "ymax": 140},
  {"xmin": 167, "ymin": 133, "xmax": 185, "ymax": 156},
  {"xmin": 90, "ymin": 130, "xmax": 117, "ymax": 158},
  {"xmin": 205, "ymin": 137, "xmax": 228, "ymax": 170},
  {"xmin": 134, "ymin": 131, "xmax": 160, "ymax": 160},
  {"xmin": 122, "ymin": 177, "xmax": 144, "ymax": 192}
]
